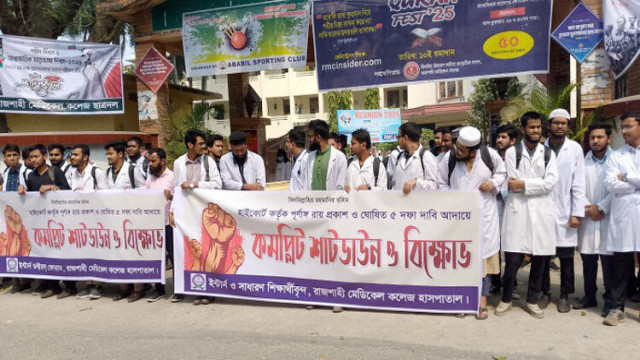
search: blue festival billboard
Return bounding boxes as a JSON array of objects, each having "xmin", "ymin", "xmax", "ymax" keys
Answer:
[{"xmin": 313, "ymin": 0, "xmax": 552, "ymax": 91}]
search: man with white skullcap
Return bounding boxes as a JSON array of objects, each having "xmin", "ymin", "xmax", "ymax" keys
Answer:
[
  {"xmin": 438, "ymin": 126, "xmax": 507, "ymax": 320},
  {"xmin": 540, "ymin": 108, "xmax": 587, "ymax": 313}
]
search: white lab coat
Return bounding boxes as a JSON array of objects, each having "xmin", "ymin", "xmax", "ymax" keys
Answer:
[
  {"xmin": 69, "ymin": 163, "xmax": 107, "ymax": 190},
  {"xmin": 605, "ymin": 144, "xmax": 640, "ymax": 252},
  {"xmin": 501, "ymin": 142, "xmax": 559, "ymax": 255},
  {"xmin": 2, "ymin": 164, "xmax": 31, "ymax": 191},
  {"xmin": 289, "ymin": 150, "xmax": 309, "ymax": 191},
  {"xmin": 274, "ymin": 161, "xmax": 292, "ymax": 182},
  {"xmin": 346, "ymin": 155, "xmax": 388, "ymax": 191},
  {"xmin": 578, "ymin": 150, "xmax": 612, "ymax": 255},
  {"xmin": 392, "ymin": 145, "xmax": 438, "ymax": 191},
  {"xmin": 545, "ymin": 138, "xmax": 587, "ymax": 247},
  {"xmin": 304, "ymin": 146, "xmax": 348, "ymax": 191},
  {"xmin": 105, "ymin": 161, "xmax": 146, "ymax": 189},
  {"xmin": 219, "ymin": 151, "xmax": 266, "ymax": 190},
  {"xmin": 173, "ymin": 153, "xmax": 222, "ymax": 189},
  {"xmin": 438, "ymin": 147, "xmax": 507, "ymax": 259},
  {"xmin": 386, "ymin": 146, "xmax": 401, "ymax": 189}
]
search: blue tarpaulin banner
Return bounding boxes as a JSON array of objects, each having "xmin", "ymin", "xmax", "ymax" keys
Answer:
[{"xmin": 312, "ymin": 0, "xmax": 552, "ymax": 91}]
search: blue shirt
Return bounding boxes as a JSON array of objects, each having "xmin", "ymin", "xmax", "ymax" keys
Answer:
[{"xmin": 4, "ymin": 167, "xmax": 20, "ymax": 192}]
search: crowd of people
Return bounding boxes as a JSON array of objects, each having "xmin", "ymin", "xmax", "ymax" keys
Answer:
[{"xmin": 0, "ymin": 111, "xmax": 639, "ymax": 327}]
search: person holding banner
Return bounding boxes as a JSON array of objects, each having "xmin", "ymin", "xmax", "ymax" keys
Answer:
[
  {"xmin": 435, "ymin": 127, "xmax": 454, "ymax": 164},
  {"xmin": 170, "ymin": 128, "xmax": 222, "ymax": 305},
  {"xmin": 392, "ymin": 122, "xmax": 438, "ymax": 194},
  {"xmin": 345, "ymin": 128, "xmax": 388, "ymax": 192},
  {"xmin": 18, "ymin": 144, "xmax": 74, "ymax": 299},
  {"xmin": 205, "ymin": 133, "xmax": 226, "ymax": 170},
  {"xmin": 437, "ymin": 127, "xmax": 507, "ymax": 320},
  {"xmin": 286, "ymin": 129, "xmax": 309, "ymax": 191},
  {"xmin": 220, "ymin": 131, "xmax": 266, "ymax": 191},
  {"xmin": 304, "ymin": 120, "xmax": 348, "ymax": 192},
  {"xmin": 67, "ymin": 144, "xmax": 106, "ymax": 191},
  {"xmin": 385, "ymin": 144, "xmax": 402, "ymax": 190},
  {"xmin": 496, "ymin": 112, "xmax": 558, "ymax": 319},
  {"xmin": 127, "ymin": 136, "xmax": 149, "ymax": 179},
  {"xmin": 48, "ymin": 144, "xmax": 72, "ymax": 178}
]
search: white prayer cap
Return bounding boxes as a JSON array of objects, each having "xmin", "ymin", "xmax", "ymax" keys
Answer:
[
  {"xmin": 457, "ymin": 126, "xmax": 481, "ymax": 147},
  {"xmin": 549, "ymin": 108, "xmax": 570, "ymax": 121}
]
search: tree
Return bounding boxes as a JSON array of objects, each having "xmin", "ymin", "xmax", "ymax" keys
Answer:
[
  {"xmin": 466, "ymin": 79, "xmax": 499, "ymax": 130},
  {"xmin": 364, "ymin": 88, "xmax": 380, "ymax": 110},
  {"xmin": 327, "ymin": 91, "xmax": 352, "ymax": 132},
  {"xmin": 161, "ymin": 102, "xmax": 213, "ymax": 167},
  {"xmin": 499, "ymin": 83, "xmax": 578, "ymax": 124}
]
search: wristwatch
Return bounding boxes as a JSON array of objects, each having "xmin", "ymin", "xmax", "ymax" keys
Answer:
[{"xmin": 190, "ymin": 182, "xmax": 195, "ymax": 189}]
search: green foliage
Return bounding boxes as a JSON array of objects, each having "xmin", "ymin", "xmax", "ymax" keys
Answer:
[
  {"xmin": 376, "ymin": 141, "xmax": 398, "ymax": 153},
  {"xmin": 571, "ymin": 106, "xmax": 605, "ymax": 144},
  {"xmin": 420, "ymin": 128, "xmax": 434, "ymax": 148},
  {"xmin": 327, "ymin": 91, "xmax": 352, "ymax": 132},
  {"xmin": 162, "ymin": 102, "xmax": 213, "ymax": 167},
  {"xmin": 364, "ymin": 88, "xmax": 380, "ymax": 110},
  {"xmin": 500, "ymin": 83, "xmax": 578, "ymax": 124},
  {"xmin": 466, "ymin": 79, "xmax": 499, "ymax": 130}
]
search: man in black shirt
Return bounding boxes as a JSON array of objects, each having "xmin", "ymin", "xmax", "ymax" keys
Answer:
[{"xmin": 18, "ymin": 144, "xmax": 74, "ymax": 299}]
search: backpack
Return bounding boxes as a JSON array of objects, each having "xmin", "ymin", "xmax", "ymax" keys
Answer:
[
  {"xmin": 203, "ymin": 155, "xmax": 211, "ymax": 182},
  {"xmin": 396, "ymin": 147, "xmax": 428, "ymax": 174},
  {"xmin": 347, "ymin": 156, "xmax": 381, "ymax": 187},
  {"xmin": 515, "ymin": 143, "xmax": 551, "ymax": 170},
  {"xmin": 91, "ymin": 166, "xmax": 98, "ymax": 189},
  {"xmin": 447, "ymin": 145, "xmax": 494, "ymax": 185},
  {"xmin": 107, "ymin": 164, "xmax": 136, "ymax": 189},
  {"xmin": 46, "ymin": 167, "xmax": 55, "ymax": 183}
]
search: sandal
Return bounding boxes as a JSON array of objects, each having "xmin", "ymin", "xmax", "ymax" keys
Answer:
[
  {"xmin": 475, "ymin": 307, "xmax": 489, "ymax": 320},
  {"xmin": 455, "ymin": 313, "xmax": 467, "ymax": 319}
]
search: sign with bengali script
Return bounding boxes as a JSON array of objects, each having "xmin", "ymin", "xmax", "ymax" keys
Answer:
[
  {"xmin": 173, "ymin": 190, "xmax": 481, "ymax": 313},
  {"xmin": 0, "ymin": 190, "xmax": 166, "ymax": 283},
  {"xmin": 551, "ymin": 2, "xmax": 604, "ymax": 63},
  {"xmin": 337, "ymin": 109, "xmax": 402, "ymax": 143},
  {"xmin": 312, "ymin": 0, "xmax": 552, "ymax": 91},
  {"xmin": 182, "ymin": 0, "xmax": 310, "ymax": 77},
  {"xmin": 134, "ymin": 46, "xmax": 175, "ymax": 94},
  {"xmin": 0, "ymin": 35, "xmax": 123, "ymax": 114}
]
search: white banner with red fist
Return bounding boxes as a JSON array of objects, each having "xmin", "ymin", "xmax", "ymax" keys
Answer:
[
  {"xmin": 172, "ymin": 190, "xmax": 482, "ymax": 313},
  {"xmin": 0, "ymin": 190, "xmax": 166, "ymax": 283}
]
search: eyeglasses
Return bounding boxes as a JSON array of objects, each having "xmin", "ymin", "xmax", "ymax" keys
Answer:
[{"xmin": 621, "ymin": 124, "xmax": 638, "ymax": 131}]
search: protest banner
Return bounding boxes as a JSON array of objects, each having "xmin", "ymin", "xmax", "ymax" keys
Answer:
[
  {"xmin": 337, "ymin": 109, "xmax": 402, "ymax": 143},
  {"xmin": 551, "ymin": 2, "xmax": 604, "ymax": 64},
  {"xmin": 0, "ymin": 190, "xmax": 166, "ymax": 283},
  {"xmin": 312, "ymin": 0, "xmax": 552, "ymax": 91},
  {"xmin": 603, "ymin": 0, "xmax": 640, "ymax": 78},
  {"xmin": 173, "ymin": 190, "xmax": 481, "ymax": 313},
  {"xmin": 182, "ymin": 0, "xmax": 310, "ymax": 77},
  {"xmin": 0, "ymin": 35, "xmax": 124, "ymax": 114}
]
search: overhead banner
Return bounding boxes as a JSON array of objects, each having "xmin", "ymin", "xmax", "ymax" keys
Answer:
[
  {"xmin": 603, "ymin": 0, "xmax": 640, "ymax": 78},
  {"xmin": 0, "ymin": 191, "xmax": 166, "ymax": 283},
  {"xmin": 337, "ymin": 108, "xmax": 402, "ymax": 143},
  {"xmin": 0, "ymin": 35, "xmax": 123, "ymax": 114},
  {"xmin": 173, "ymin": 190, "xmax": 481, "ymax": 313},
  {"xmin": 182, "ymin": 0, "xmax": 310, "ymax": 77},
  {"xmin": 312, "ymin": 0, "xmax": 552, "ymax": 91},
  {"xmin": 551, "ymin": 3, "xmax": 604, "ymax": 64}
]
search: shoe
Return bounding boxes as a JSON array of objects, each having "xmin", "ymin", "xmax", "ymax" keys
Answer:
[
  {"xmin": 305, "ymin": 305, "xmax": 316, "ymax": 310},
  {"xmin": 525, "ymin": 303, "xmax": 545, "ymax": 318},
  {"xmin": 41, "ymin": 289, "xmax": 59, "ymax": 299},
  {"xmin": 31, "ymin": 283, "xmax": 47, "ymax": 296},
  {"xmin": 602, "ymin": 306, "xmax": 614, "ymax": 318},
  {"xmin": 332, "ymin": 306, "xmax": 344, "ymax": 313},
  {"xmin": 127, "ymin": 291, "xmax": 145, "ymax": 303},
  {"xmin": 538, "ymin": 294, "xmax": 551, "ymax": 309},
  {"xmin": 512, "ymin": 288, "xmax": 521, "ymax": 300},
  {"xmin": 57, "ymin": 289, "xmax": 76, "ymax": 299},
  {"xmin": 520, "ymin": 255, "xmax": 531, "ymax": 268},
  {"xmin": 170, "ymin": 294, "xmax": 184, "ymax": 303},
  {"xmin": 557, "ymin": 297, "xmax": 571, "ymax": 313},
  {"xmin": 603, "ymin": 309, "xmax": 625, "ymax": 326},
  {"xmin": 193, "ymin": 298, "xmax": 202, "ymax": 306},
  {"xmin": 494, "ymin": 301, "xmax": 512, "ymax": 316},
  {"xmin": 10, "ymin": 282, "xmax": 29, "ymax": 294},
  {"xmin": 200, "ymin": 296, "xmax": 214, "ymax": 305},
  {"xmin": 572, "ymin": 298, "xmax": 597, "ymax": 310},
  {"xmin": 550, "ymin": 260, "xmax": 560, "ymax": 271},
  {"xmin": 77, "ymin": 286, "xmax": 92, "ymax": 299},
  {"xmin": 88, "ymin": 286, "xmax": 103, "ymax": 300},
  {"xmin": 113, "ymin": 289, "xmax": 131, "ymax": 301},
  {"xmin": 147, "ymin": 291, "xmax": 165, "ymax": 303}
]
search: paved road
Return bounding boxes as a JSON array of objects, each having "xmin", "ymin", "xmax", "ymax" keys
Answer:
[{"xmin": 0, "ymin": 261, "xmax": 636, "ymax": 360}]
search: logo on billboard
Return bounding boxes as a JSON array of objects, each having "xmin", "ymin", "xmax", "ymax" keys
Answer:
[
  {"xmin": 6, "ymin": 257, "xmax": 19, "ymax": 273},
  {"xmin": 190, "ymin": 272, "xmax": 207, "ymax": 291},
  {"xmin": 403, "ymin": 61, "xmax": 420, "ymax": 80}
]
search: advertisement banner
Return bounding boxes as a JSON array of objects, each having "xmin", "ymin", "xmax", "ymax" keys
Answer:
[
  {"xmin": 182, "ymin": 0, "xmax": 310, "ymax": 77},
  {"xmin": 312, "ymin": 0, "xmax": 552, "ymax": 91},
  {"xmin": 337, "ymin": 109, "xmax": 402, "ymax": 143},
  {"xmin": 0, "ymin": 35, "xmax": 123, "ymax": 114},
  {"xmin": 603, "ymin": 0, "xmax": 640, "ymax": 78},
  {"xmin": 0, "ymin": 191, "xmax": 166, "ymax": 283},
  {"xmin": 173, "ymin": 190, "xmax": 481, "ymax": 313},
  {"xmin": 551, "ymin": 3, "xmax": 604, "ymax": 63}
]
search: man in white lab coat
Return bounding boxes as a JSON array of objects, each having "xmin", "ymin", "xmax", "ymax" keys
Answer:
[
  {"xmin": 345, "ymin": 128, "xmax": 387, "ymax": 192},
  {"xmin": 304, "ymin": 119, "xmax": 347, "ymax": 192},
  {"xmin": 219, "ymin": 131, "xmax": 266, "ymax": 191},
  {"xmin": 392, "ymin": 122, "xmax": 438, "ymax": 193},
  {"xmin": 496, "ymin": 111, "xmax": 558, "ymax": 319},
  {"xmin": 438, "ymin": 127, "xmax": 507, "ymax": 319},
  {"xmin": 540, "ymin": 109, "xmax": 587, "ymax": 313},
  {"xmin": 602, "ymin": 112, "xmax": 640, "ymax": 326},
  {"xmin": 286, "ymin": 129, "xmax": 309, "ymax": 191},
  {"xmin": 385, "ymin": 145, "xmax": 401, "ymax": 190},
  {"xmin": 575, "ymin": 124, "xmax": 614, "ymax": 315}
]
